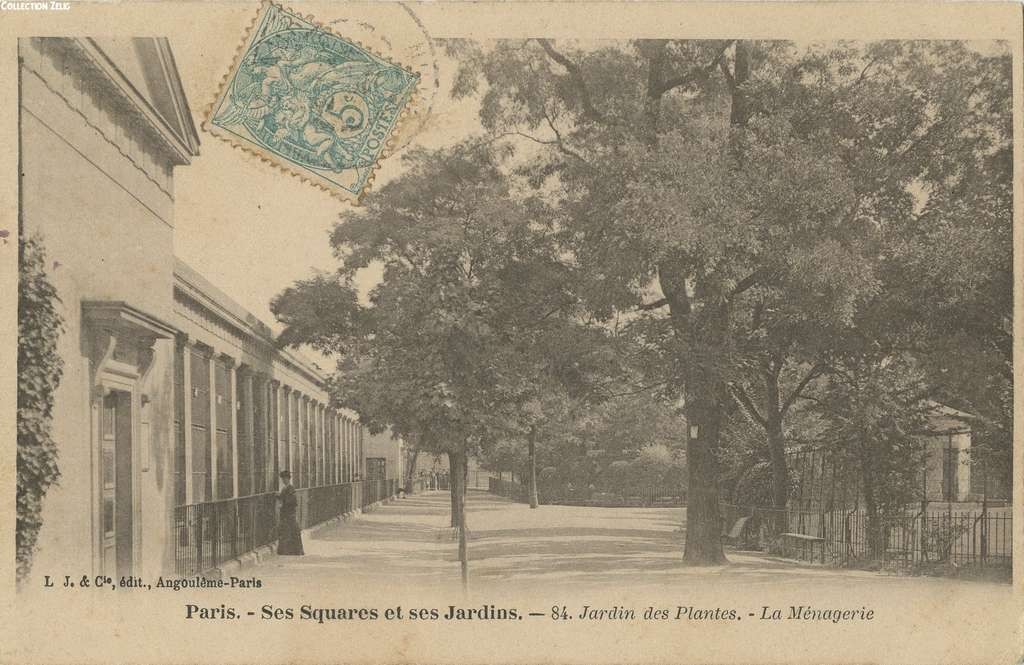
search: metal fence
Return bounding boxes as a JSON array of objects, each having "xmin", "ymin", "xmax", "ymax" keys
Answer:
[
  {"xmin": 174, "ymin": 479, "xmax": 398, "ymax": 576},
  {"xmin": 489, "ymin": 477, "xmax": 530, "ymax": 502},
  {"xmin": 295, "ymin": 482, "xmax": 358, "ymax": 529},
  {"xmin": 489, "ymin": 477, "xmax": 686, "ymax": 507},
  {"xmin": 362, "ymin": 478, "xmax": 397, "ymax": 507},
  {"xmin": 174, "ymin": 493, "xmax": 277, "ymax": 577},
  {"xmin": 721, "ymin": 503, "xmax": 1012, "ymax": 572}
]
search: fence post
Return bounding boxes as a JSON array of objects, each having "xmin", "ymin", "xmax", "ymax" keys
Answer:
[{"xmin": 980, "ymin": 499, "xmax": 988, "ymax": 562}]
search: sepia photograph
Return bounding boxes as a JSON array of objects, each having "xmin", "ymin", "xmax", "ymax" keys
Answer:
[{"xmin": 4, "ymin": 2, "xmax": 1021, "ymax": 664}]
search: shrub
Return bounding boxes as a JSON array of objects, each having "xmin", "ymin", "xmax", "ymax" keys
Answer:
[{"xmin": 17, "ymin": 234, "xmax": 64, "ymax": 585}]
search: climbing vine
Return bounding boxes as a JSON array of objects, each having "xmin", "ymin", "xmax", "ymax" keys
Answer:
[{"xmin": 17, "ymin": 234, "xmax": 64, "ymax": 584}]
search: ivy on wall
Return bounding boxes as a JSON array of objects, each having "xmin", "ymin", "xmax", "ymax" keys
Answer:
[{"xmin": 17, "ymin": 234, "xmax": 64, "ymax": 584}]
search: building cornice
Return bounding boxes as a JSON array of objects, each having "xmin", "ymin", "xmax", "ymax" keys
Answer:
[
  {"xmin": 74, "ymin": 38, "xmax": 198, "ymax": 165},
  {"xmin": 173, "ymin": 259, "xmax": 327, "ymax": 389}
]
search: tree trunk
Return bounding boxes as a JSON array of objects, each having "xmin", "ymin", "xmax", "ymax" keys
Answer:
[
  {"xmin": 729, "ymin": 41, "xmax": 751, "ymax": 127},
  {"xmin": 765, "ymin": 414, "xmax": 788, "ymax": 538},
  {"xmin": 647, "ymin": 42, "xmax": 753, "ymax": 566},
  {"xmin": 453, "ymin": 448, "xmax": 469, "ymax": 588},
  {"xmin": 683, "ymin": 387, "xmax": 729, "ymax": 565},
  {"xmin": 764, "ymin": 370, "xmax": 788, "ymax": 510},
  {"xmin": 767, "ymin": 420, "xmax": 787, "ymax": 509},
  {"xmin": 861, "ymin": 458, "xmax": 884, "ymax": 559},
  {"xmin": 458, "ymin": 491, "xmax": 468, "ymax": 587},
  {"xmin": 448, "ymin": 451, "xmax": 462, "ymax": 528},
  {"xmin": 404, "ymin": 449, "xmax": 419, "ymax": 495},
  {"xmin": 657, "ymin": 262, "xmax": 730, "ymax": 566},
  {"xmin": 528, "ymin": 432, "xmax": 539, "ymax": 509},
  {"xmin": 679, "ymin": 42, "xmax": 748, "ymax": 565}
]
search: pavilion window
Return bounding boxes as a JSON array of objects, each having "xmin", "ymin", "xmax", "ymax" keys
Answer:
[
  {"xmin": 342, "ymin": 420, "xmax": 350, "ymax": 481},
  {"xmin": 314, "ymin": 406, "xmax": 321, "ymax": 487},
  {"xmin": 278, "ymin": 387, "xmax": 287, "ymax": 478},
  {"xmin": 236, "ymin": 370, "xmax": 251, "ymax": 497},
  {"xmin": 304, "ymin": 400, "xmax": 312, "ymax": 488},
  {"xmin": 311, "ymin": 404, "xmax": 319, "ymax": 487},
  {"xmin": 189, "ymin": 349, "xmax": 212, "ymax": 503},
  {"xmin": 214, "ymin": 358, "xmax": 234, "ymax": 499},
  {"xmin": 290, "ymin": 392, "xmax": 299, "ymax": 484},
  {"xmin": 173, "ymin": 343, "xmax": 186, "ymax": 506},
  {"xmin": 272, "ymin": 383, "xmax": 280, "ymax": 487},
  {"xmin": 254, "ymin": 378, "xmax": 268, "ymax": 495},
  {"xmin": 329, "ymin": 414, "xmax": 336, "ymax": 484},
  {"xmin": 318, "ymin": 406, "xmax": 325, "ymax": 486}
]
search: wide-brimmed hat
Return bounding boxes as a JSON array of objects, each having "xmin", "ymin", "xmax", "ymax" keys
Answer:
[{"xmin": 279, "ymin": 470, "xmax": 292, "ymax": 479}]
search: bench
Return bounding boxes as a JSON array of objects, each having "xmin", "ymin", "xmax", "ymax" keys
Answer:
[{"xmin": 780, "ymin": 532, "xmax": 826, "ymax": 563}]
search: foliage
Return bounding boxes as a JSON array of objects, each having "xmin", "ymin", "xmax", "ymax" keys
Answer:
[
  {"xmin": 272, "ymin": 38, "xmax": 1012, "ymax": 565},
  {"xmin": 17, "ymin": 234, "xmax": 64, "ymax": 584},
  {"xmin": 272, "ymin": 142, "xmax": 623, "ymax": 530},
  {"xmin": 814, "ymin": 354, "xmax": 931, "ymax": 554},
  {"xmin": 489, "ymin": 394, "xmax": 687, "ymax": 501},
  {"xmin": 450, "ymin": 39, "xmax": 1012, "ymax": 560}
]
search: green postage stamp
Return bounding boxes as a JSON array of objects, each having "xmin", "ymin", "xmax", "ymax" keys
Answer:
[{"xmin": 207, "ymin": 2, "xmax": 419, "ymax": 200}]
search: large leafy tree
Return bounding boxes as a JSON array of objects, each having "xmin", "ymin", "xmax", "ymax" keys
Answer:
[
  {"xmin": 805, "ymin": 43, "xmax": 1014, "ymax": 518},
  {"xmin": 451, "ymin": 39, "xmax": 1012, "ymax": 563},
  {"xmin": 885, "ymin": 50, "xmax": 1013, "ymax": 496},
  {"xmin": 272, "ymin": 142, "xmax": 614, "ymax": 580}
]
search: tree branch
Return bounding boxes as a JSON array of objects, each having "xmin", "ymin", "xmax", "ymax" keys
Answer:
[
  {"xmin": 638, "ymin": 298, "xmax": 669, "ymax": 311},
  {"xmin": 730, "ymin": 268, "xmax": 769, "ymax": 299},
  {"xmin": 729, "ymin": 382, "xmax": 767, "ymax": 429},
  {"xmin": 486, "ymin": 125, "xmax": 595, "ymax": 170},
  {"xmin": 780, "ymin": 363, "xmax": 826, "ymax": 416},
  {"xmin": 536, "ymin": 39, "xmax": 609, "ymax": 125},
  {"xmin": 540, "ymin": 105, "xmax": 597, "ymax": 168},
  {"xmin": 596, "ymin": 381, "xmax": 668, "ymax": 399},
  {"xmin": 655, "ymin": 40, "xmax": 735, "ymax": 97},
  {"xmin": 719, "ymin": 57, "xmax": 735, "ymax": 90}
]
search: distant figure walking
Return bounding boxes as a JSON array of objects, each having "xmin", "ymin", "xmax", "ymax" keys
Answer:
[{"xmin": 276, "ymin": 471, "xmax": 304, "ymax": 555}]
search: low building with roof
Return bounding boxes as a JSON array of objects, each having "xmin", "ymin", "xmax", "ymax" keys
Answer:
[{"xmin": 19, "ymin": 37, "xmax": 401, "ymax": 583}]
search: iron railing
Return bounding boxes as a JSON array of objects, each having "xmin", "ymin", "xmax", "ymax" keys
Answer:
[
  {"xmin": 488, "ymin": 477, "xmax": 686, "ymax": 507},
  {"xmin": 720, "ymin": 503, "xmax": 1012, "ymax": 572},
  {"xmin": 295, "ymin": 482, "xmax": 358, "ymax": 529},
  {"xmin": 174, "ymin": 479, "xmax": 398, "ymax": 576},
  {"xmin": 362, "ymin": 479, "xmax": 396, "ymax": 507},
  {"xmin": 489, "ymin": 477, "xmax": 530, "ymax": 502},
  {"xmin": 174, "ymin": 493, "xmax": 277, "ymax": 577}
]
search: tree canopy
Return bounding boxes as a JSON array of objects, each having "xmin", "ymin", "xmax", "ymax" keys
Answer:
[{"xmin": 448, "ymin": 39, "xmax": 1012, "ymax": 562}]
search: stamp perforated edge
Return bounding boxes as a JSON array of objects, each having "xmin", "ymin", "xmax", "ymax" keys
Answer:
[{"xmin": 202, "ymin": 0, "xmax": 421, "ymax": 204}]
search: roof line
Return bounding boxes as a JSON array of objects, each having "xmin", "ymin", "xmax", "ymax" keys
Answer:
[
  {"xmin": 173, "ymin": 257, "xmax": 327, "ymax": 386},
  {"xmin": 79, "ymin": 38, "xmax": 198, "ymax": 163}
]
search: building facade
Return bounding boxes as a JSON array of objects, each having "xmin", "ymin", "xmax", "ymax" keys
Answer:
[
  {"xmin": 786, "ymin": 404, "xmax": 1009, "ymax": 511},
  {"xmin": 19, "ymin": 37, "xmax": 399, "ymax": 584}
]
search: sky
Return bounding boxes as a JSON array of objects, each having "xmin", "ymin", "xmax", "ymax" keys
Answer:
[
  {"xmin": 170, "ymin": 4, "xmax": 481, "ymax": 340},
  {"xmin": 165, "ymin": 10, "xmax": 1011, "ymax": 349}
]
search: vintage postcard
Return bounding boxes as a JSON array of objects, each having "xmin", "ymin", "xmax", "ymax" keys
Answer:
[{"xmin": 0, "ymin": 2, "xmax": 1021, "ymax": 664}]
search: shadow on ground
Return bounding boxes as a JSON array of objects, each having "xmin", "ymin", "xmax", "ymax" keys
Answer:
[{"xmin": 252, "ymin": 489, "xmax": 998, "ymax": 593}]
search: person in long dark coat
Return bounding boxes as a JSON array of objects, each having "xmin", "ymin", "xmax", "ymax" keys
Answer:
[{"xmin": 276, "ymin": 471, "xmax": 304, "ymax": 555}]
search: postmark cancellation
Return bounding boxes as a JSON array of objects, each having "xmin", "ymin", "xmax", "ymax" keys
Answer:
[{"xmin": 206, "ymin": 2, "xmax": 420, "ymax": 200}]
